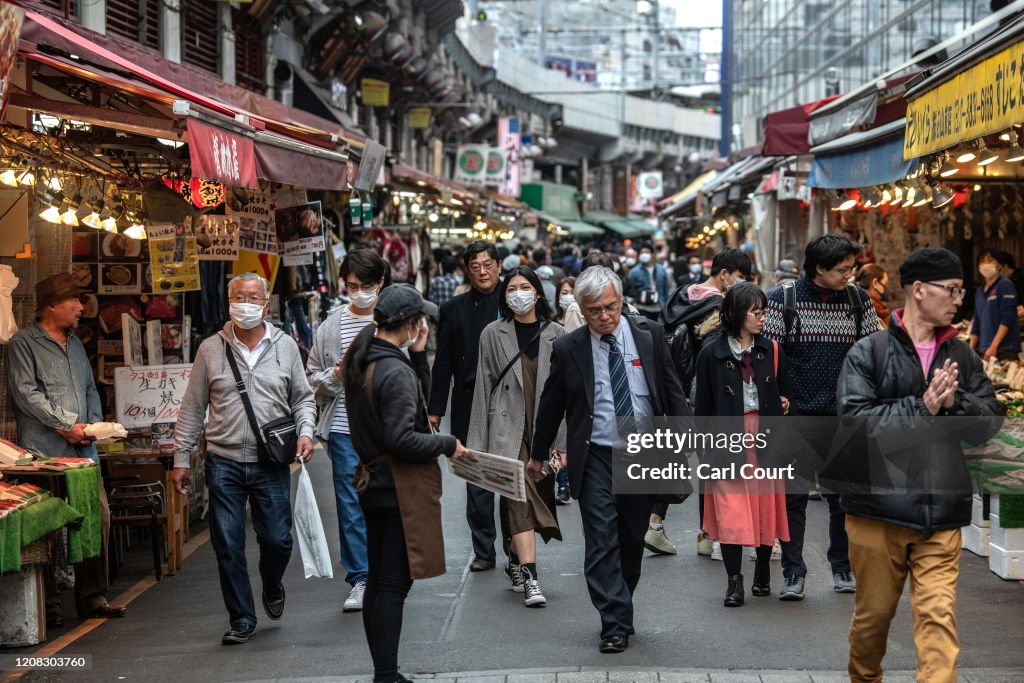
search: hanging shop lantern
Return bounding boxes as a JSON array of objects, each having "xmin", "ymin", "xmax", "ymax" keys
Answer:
[{"xmin": 162, "ymin": 176, "xmax": 225, "ymax": 209}]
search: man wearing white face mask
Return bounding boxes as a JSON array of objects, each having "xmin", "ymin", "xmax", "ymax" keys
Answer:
[
  {"xmin": 307, "ymin": 247, "xmax": 386, "ymax": 613},
  {"xmin": 174, "ymin": 272, "xmax": 315, "ymax": 645}
]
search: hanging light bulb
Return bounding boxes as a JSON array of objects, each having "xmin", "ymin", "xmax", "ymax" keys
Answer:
[
  {"xmin": 61, "ymin": 194, "xmax": 83, "ymax": 226},
  {"xmin": 939, "ymin": 156, "xmax": 959, "ymax": 177},
  {"xmin": 101, "ymin": 203, "xmax": 124, "ymax": 233},
  {"xmin": 0, "ymin": 158, "xmax": 19, "ymax": 187},
  {"xmin": 932, "ymin": 184, "xmax": 955, "ymax": 208},
  {"xmin": 1006, "ymin": 139, "xmax": 1024, "ymax": 162},
  {"xmin": 880, "ymin": 186, "xmax": 893, "ymax": 204},
  {"xmin": 890, "ymin": 185, "xmax": 904, "ymax": 205},
  {"xmin": 977, "ymin": 146, "xmax": 999, "ymax": 166},
  {"xmin": 38, "ymin": 192, "xmax": 63, "ymax": 224},
  {"xmin": 17, "ymin": 167, "xmax": 35, "ymax": 186},
  {"xmin": 81, "ymin": 200, "xmax": 104, "ymax": 230},
  {"xmin": 913, "ymin": 184, "xmax": 932, "ymax": 207},
  {"xmin": 47, "ymin": 176, "xmax": 63, "ymax": 192},
  {"xmin": 123, "ymin": 212, "xmax": 148, "ymax": 240},
  {"xmin": 955, "ymin": 145, "xmax": 977, "ymax": 163},
  {"xmin": 902, "ymin": 183, "xmax": 917, "ymax": 207}
]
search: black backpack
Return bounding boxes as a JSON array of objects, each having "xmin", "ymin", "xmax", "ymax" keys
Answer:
[
  {"xmin": 782, "ymin": 280, "xmax": 864, "ymax": 350},
  {"xmin": 659, "ymin": 287, "xmax": 722, "ymax": 394}
]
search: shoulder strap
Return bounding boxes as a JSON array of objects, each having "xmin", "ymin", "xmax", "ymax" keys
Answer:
[
  {"xmin": 489, "ymin": 321, "xmax": 551, "ymax": 400},
  {"xmin": 223, "ymin": 340, "xmax": 267, "ymax": 452},
  {"xmin": 870, "ymin": 331, "xmax": 888, "ymax": 388},
  {"xmin": 782, "ymin": 280, "xmax": 798, "ymax": 343},
  {"xmin": 364, "ymin": 362, "xmax": 385, "ymax": 433},
  {"xmin": 772, "ymin": 339, "xmax": 779, "ymax": 377},
  {"xmin": 846, "ymin": 282, "xmax": 865, "ymax": 338}
]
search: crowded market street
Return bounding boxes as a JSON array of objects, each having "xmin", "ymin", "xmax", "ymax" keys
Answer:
[{"xmin": 7, "ymin": 443, "xmax": 1024, "ymax": 683}]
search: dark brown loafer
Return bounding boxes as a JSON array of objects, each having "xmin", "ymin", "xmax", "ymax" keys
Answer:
[{"xmin": 84, "ymin": 604, "xmax": 127, "ymax": 619}]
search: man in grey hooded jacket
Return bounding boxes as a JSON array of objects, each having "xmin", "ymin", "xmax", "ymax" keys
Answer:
[{"xmin": 173, "ymin": 272, "xmax": 315, "ymax": 645}]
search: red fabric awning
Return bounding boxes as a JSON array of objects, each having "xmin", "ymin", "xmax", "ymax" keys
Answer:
[
  {"xmin": 761, "ymin": 96, "xmax": 840, "ymax": 156},
  {"xmin": 187, "ymin": 119, "xmax": 258, "ymax": 189},
  {"xmin": 254, "ymin": 139, "xmax": 351, "ymax": 191}
]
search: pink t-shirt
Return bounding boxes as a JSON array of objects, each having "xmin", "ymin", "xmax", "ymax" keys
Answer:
[{"xmin": 914, "ymin": 339, "xmax": 937, "ymax": 376}]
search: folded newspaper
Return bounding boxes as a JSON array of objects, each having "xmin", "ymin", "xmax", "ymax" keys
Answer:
[{"xmin": 446, "ymin": 449, "xmax": 527, "ymax": 503}]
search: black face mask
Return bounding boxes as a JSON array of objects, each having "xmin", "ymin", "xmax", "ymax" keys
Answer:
[{"xmin": 874, "ymin": 281, "xmax": 887, "ymax": 296}]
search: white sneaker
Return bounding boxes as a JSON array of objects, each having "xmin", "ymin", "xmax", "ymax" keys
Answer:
[
  {"xmin": 697, "ymin": 532, "xmax": 713, "ymax": 556},
  {"xmin": 711, "ymin": 541, "xmax": 722, "ymax": 561},
  {"xmin": 343, "ymin": 580, "xmax": 366, "ymax": 612},
  {"xmin": 749, "ymin": 540, "xmax": 783, "ymax": 561}
]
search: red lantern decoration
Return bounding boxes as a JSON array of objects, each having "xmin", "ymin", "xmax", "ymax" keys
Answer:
[{"xmin": 162, "ymin": 176, "xmax": 225, "ymax": 209}]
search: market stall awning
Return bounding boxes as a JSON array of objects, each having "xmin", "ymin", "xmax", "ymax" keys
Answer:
[
  {"xmin": 904, "ymin": 16, "xmax": 1024, "ymax": 159},
  {"xmin": 535, "ymin": 211, "xmax": 603, "ymax": 237},
  {"xmin": 658, "ymin": 170, "xmax": 719, "ymax": 218},
  {"xmin": 761, "ymin": 96, "xmax": 839, "ymax": 156},
  {"xmin": 583, "ymin": 212, "xmax": 655, "ymax": 238},
  {"xmin": 808, "ymin": 119, "xmax": 916, "ymax": 189}
]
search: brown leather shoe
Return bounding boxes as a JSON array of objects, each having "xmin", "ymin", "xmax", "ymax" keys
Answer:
[{"xmin": 83, "ymin": 604, "xmax": 127, "ymax": 619}]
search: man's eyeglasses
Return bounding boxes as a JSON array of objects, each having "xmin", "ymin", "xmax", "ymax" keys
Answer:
[
  {"xmin": 833, "ymin": 264, "xmax": 859, "ymax": 277},
  {"xmin": 468, "ymin": 261, "xmax": 497, "ymax": 274},
  {"xmin": 923, "ymin": 282, "xmax": 966, "ymax": 300},
  {"xmin": 229, "ymin": 295, "xmax": 267, "ymax": 305},
  {"xmin": 584, "ymin": 302, "xmax": 621, "ymax": 318},
  {"xmin": 345, "ymin": 282, "xmax": 378, "ymax": 293}
]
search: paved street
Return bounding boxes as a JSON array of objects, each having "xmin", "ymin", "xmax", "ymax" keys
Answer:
[{"xmin": 10, "ymin": 449, "xmax": 1024, "ymax": 683}]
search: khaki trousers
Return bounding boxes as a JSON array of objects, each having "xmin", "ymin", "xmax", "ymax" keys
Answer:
[{"xmin": 846, "ymin": 515, "xmax": 961, "ymax": 683}]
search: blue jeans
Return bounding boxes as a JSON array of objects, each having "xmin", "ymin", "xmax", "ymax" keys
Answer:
[
  {"xmin": 328, "ymin": 432, "xmax": 368, "ymax": 586},
  {"xmin": 206, "ymin": 453, "xmax": 293, "ymax": 628}
]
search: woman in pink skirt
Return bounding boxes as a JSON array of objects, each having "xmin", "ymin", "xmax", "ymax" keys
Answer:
[{"xmin": 693, "ymin": 282, "xmax": 791, "ymax": 607}]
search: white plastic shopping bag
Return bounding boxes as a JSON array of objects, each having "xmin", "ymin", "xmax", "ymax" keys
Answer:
[{"xmin": 293, "ymin": 462, "xmax": 334, "ymax": 579}]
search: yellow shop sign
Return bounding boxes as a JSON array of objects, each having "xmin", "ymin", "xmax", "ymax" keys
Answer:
[{"xmin": 905, "ymin": 40, "xmax": 1024, "ymax": 159}]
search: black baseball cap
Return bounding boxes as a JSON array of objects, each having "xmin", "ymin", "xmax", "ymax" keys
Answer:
[{"xmin": 376, "ymin": 284, "xmax": 438, "ymax": 325}]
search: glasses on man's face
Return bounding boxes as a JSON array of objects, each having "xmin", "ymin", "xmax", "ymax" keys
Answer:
[
  {"xmin": 468, "ymin": 260, "xmax": 497, "ymax": 274},
  {"xmin": 923, "ymin": 282, "xmax": 966, "ymax": 300},
  {"xmin": 833, "ymin": 264, "xmax": 859, "ymax": 277},
  {"xmin": 584, "ymin": 302, "xmax": 621, "ymax": 318},
  {"xmin": 345, "ymin": 282, "xmax": 378, "ymax": 293},
  {"xmin": 229, "ymin": 295, "xmax": 267, "ymax": 305},
  {"xmin": 747, "ymin": 309, "xmax": 766, "ymax": 320}
]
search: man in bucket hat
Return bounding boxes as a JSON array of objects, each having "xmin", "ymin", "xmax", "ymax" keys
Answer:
[{"xmin": 7, "ymin": 272, "xmax": 126, "ymax": 625}]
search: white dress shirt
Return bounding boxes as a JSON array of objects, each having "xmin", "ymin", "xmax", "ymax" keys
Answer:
[
  {"xmin": 589, "ymin": 316, "xmax": 653, "ymax": 447},
  {"xmin": 230, "ymin": 321, "xmax": 273, "ymax": 369}
]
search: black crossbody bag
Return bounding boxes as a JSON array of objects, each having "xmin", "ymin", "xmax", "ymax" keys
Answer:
[{"xmin": 223, "ymin": 340, "xmax": 297, "ymax": 468}]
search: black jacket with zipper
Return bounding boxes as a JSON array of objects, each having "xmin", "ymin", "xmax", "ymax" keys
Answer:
[
  {"xmin": 347, "ymin": 339, "xmax": 457, "ymax": 508},
  {"xmin": 835, "ymin": 310, "xmax": 1002, "ymax": 533}
]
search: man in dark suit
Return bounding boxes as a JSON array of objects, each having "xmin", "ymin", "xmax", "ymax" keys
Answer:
[
  {"xmin": 530, "ymin": 266, "xmax": 690, "ymax": 653},
  {"xmin": 428, "ymin": 240, "xmax": 504, "ymax": 571}
]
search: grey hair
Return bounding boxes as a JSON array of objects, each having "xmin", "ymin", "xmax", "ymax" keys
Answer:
[
  {"xmin": 574, "ymin": 266, "xmax": 622, "ymax": 305},
  {"xmin": 228, "ymin": 272, "xmax": 270, "ymax": 300}
]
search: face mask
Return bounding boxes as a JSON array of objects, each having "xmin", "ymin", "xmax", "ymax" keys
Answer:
[
  {"xmin": 980, "ymin": 263, "xmax": 999, "ymax": 280},
  {"xmin": 350, "ymin": 288, "xmax": 378, "ymax": 309},
  {"xmin": 559, "ymin": 295, "xmax": 576, "ymax": 309},
  {"xmin": 507, "ymin": 290, "xmax": 538, "ymax": 315},
  {"xmin": 613, "ymin": 261, "xmax": 621, "ymax": 272},
  {"xmin": 454, "ymin": 273, "xmax": 464, "ymax": 284},
  {"xmin": 724, "ymin": 274, "xmax": 739, "ymax": 290},
  {"xmin": 399, "ymin": 321, "xmax": 419, "ymax": 350},
  {"xmin": 229, "ymin": 303, "xmax": 265, "ymax": 330},
  {"xmin": 639, "ymin": 252, "xmax": 653, "ymax": 265},
  {"xmin": 689, "ymin": 263, "xmax": 703, "ymax": 274},
  {"xmin": 874, "ymin": 281, "xmax": 887, "ymax": 296},
  {"xmin": 625, "ymin": 257, "xmax": 637, "ymax": 267}
]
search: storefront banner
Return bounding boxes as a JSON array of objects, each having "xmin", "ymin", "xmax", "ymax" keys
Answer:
[
  {"xmin": 0, "ymin": 2, "xmax": 25, "ymax": 124},
  {"xmin": 361, "ymin": 78, "xmax": 390, "ymax": 107},
  {"xmin": 809, "ymin": 135, "xmax": 917, "ymax": 189},
  {"xmin": 408, "ymin": 107, "xmax": 431, "ymax": 129},
  {"xmin": 196, "ymin": 214, "xmax": 240, "ymax": 261},
  {"xmin": 226, "ymin": 186, "xmax": 277, "ymax": 255},
  {"xmin": 186, "ymin": 119, "xmax": 258, "ymax": 189},
  {"xmin": 638, "ymin": 171, "xmax": 664, "ymax": 199},
  {"xmin": 274, "ymin": 200, "xmax": 325, "ymax": 258},
  {"xmin": 456, "ymin": 145, "xmax": 506, "ymax": 187},
  {"xmin": 497, "ymin": 117, "xmax": 521, "ymax": 198},
  {"xmin": 905, "ymin": 39, "xmax": 1024, "ymax": 159},
  {"xmin": 808, "ymin": 92, "xmax": 877, "ymax": 147}
]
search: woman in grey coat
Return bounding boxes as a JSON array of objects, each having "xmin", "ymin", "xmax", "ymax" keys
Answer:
[{"xmin": 467, "ymin": 266, "xmax": 566, "ymax": 608}]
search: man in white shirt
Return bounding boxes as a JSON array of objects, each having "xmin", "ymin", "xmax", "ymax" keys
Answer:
[{"xmin": 307, "ymin": 248, "xmax": 385, "ymax": 613}]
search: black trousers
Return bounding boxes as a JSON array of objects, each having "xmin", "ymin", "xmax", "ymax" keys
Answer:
[
  {"xmin": 362, "ymin": 505, "xmax": 413, "ymax": 683},
  {"xmin": 577, "ymin": 445, "xmax": 650, "ymax": 639},
  {"xmin": 467, "ymin": 482, "xmax": 512, "ymax": 561},
  {"xmin": 779, "ymin": 419, "xmax": 850, "ymax": 579}
]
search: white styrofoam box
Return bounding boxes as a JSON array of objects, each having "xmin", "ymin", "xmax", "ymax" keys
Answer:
[
  {"xmin": 989, "ymin": 513, "xmax": 1024, "ymax": 550},
  {"xmin": 0, "ymin": 566, "xmax": 46, "ymax": 647},
  {"xmin": 989, "ymin": 541, "xmax": 1024, "ymax": 580},
  {"xmin": 991, "ymin": 491, "xmax": 1001, "ymax": 516},
  {"xmin": 972, "ymin": 493, "xmax": 990, "ymax": 528},
  {"xmin": 961, "ymin": 523, "xmax": 990, "ymax": 557}
]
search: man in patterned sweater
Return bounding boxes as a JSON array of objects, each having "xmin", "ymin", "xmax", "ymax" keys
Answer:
[{"xmin": 762, "ymin": 234, "xmax": 882, "ymax": 601}]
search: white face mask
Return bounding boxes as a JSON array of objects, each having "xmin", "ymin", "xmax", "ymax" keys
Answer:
[
  {"xmin": 399, "ymin": 321, "xmax": 419, "ymax": 349},
  {"xmin": 507, "ymin": 290, "xmax": 538, "ymax": 315},
  {"xmin": 229, "ymin": 303, "xmax": 265, "ymax": 330},
  {"xmin": 559, "ymin": 294, "xmax": 576, "ymax": 309},
  {"xmin": 639, "ymin": 252, "xmax": 653, "ymax": 265},
  {"xmin": 689, "ymin": 263, "xmax": 703, "ymax": 274},
  {"xmin": 350, "ymin": 288, "xmax": 379, "ymax": 309},
  {"xmin": 979, "ymin": 263, "xmax": 1000, "ymax": 280},
  {"xmin": 625, "ymin": 257, "xmax": 637, "ymax": 267}
]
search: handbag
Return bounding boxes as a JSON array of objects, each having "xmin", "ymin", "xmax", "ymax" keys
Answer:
[{"xmin": 223, "ymin": 340, "xmax": 297, "ymax": 468}]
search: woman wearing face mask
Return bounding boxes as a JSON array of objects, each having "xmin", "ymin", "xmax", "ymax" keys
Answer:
[
  {"xmin": 554, "ymin": 276, "xmax": 576, "ymax": 325},
  {"xmin": 467, "ymin": 266, "xmax": 567, "ymax": 607},
  {"xmin": 970, "ymin": 250, "xmax": 1022, "ymax": 361},
  {"xmin": 344, "ymin": 284, "xmax": 469, "ymax": 683},
  {"xmin": 856, "ymin": 264, "xmax": 890, "ymax": 328}
]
